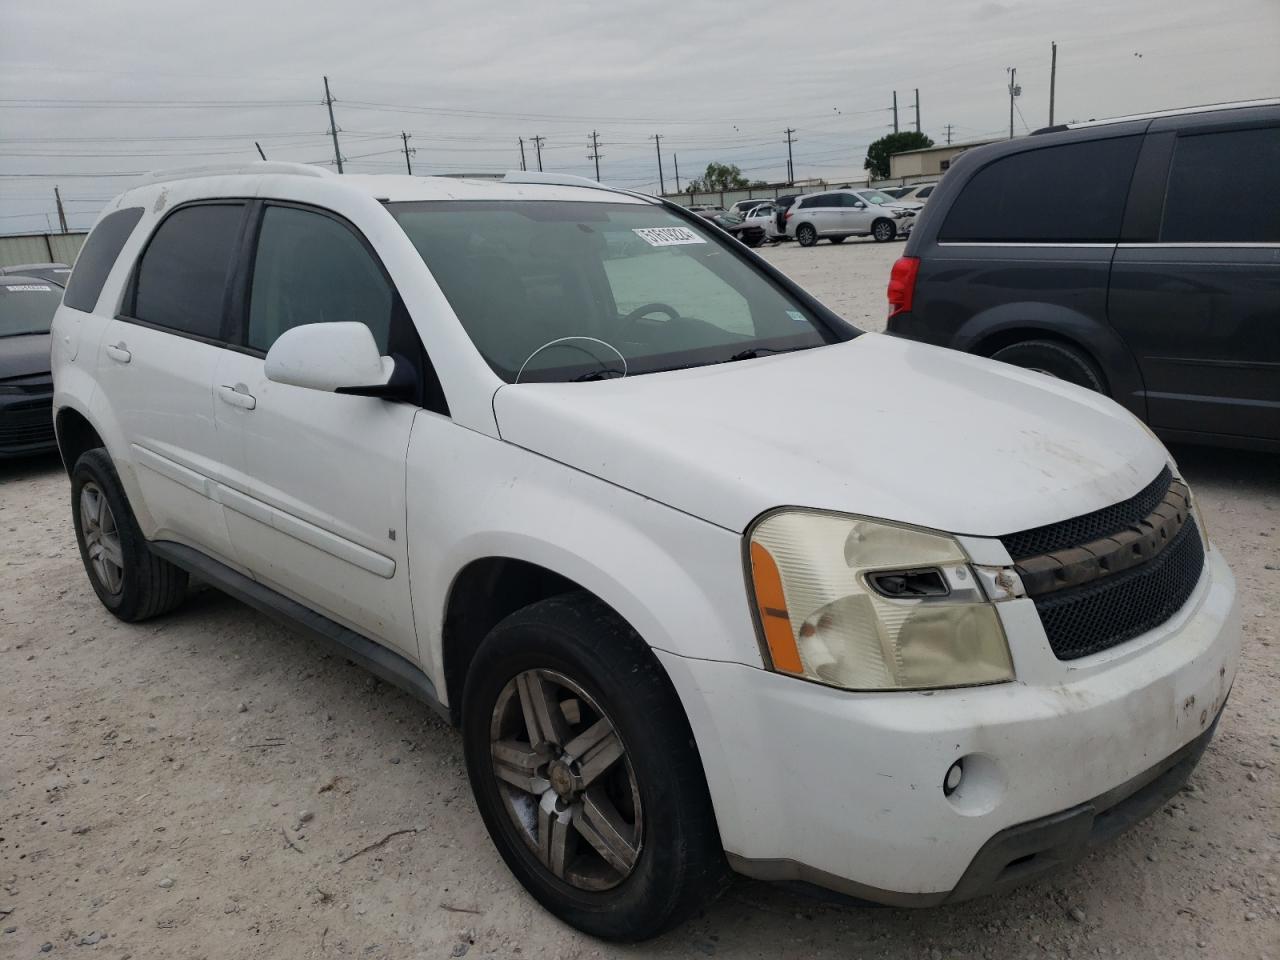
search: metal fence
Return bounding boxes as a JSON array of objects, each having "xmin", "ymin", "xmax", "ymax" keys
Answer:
[
  {"xmin": 660, "ymin": 174, "xmax": 936, "ymax": 209},
  {"xmin": 0, "ymin": 232, "xmax": 87, "ymax": 269}
]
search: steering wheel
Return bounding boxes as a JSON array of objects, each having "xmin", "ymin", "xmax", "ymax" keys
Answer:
[{"xmin": 617, "ymin": 302, "xmax": 681, "ymax": 338}]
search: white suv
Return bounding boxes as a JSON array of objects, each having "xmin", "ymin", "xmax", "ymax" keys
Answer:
[
  {"xmin": 786, "ymin": 188, "xmax": 918, "ymax": 245},
  {"xmin": 51, "ymin": 162, "xmax": 1239, "ymax": 940}
]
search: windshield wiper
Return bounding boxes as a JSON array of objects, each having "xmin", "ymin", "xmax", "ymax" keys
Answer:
[
  {"xmin": 569, "ymin": 368, "xmax": 626, "ymax": 382},
  {"xmin": 723, "ymin": 345, "xmax": 812, "ymax": 364}
]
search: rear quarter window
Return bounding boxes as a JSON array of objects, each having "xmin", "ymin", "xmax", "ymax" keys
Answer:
[
  {"xmin": 938, "ymin": 136, "xmax": 1142, "ymax": 243},
  {"xmin": 1161, "ymin": 125, "xmax": 1280, "ymax": 242},
  {"xmin": 62, "ymin": 207, "xmax": 145, "ymax": 312}
]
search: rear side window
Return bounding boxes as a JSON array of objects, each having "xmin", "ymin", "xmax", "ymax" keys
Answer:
[
  {"xmin": 131, "ymin": 203, "xmax": 245, "ymax": 339},
  {"xmin": 247, "ymin": 205, "xmax": 393, "ymax": 353},
  {"xmin": 62, "ymin": 207, "xmax": 144, "ymax": 313},
  {"xmin": 939, "ymin": 136, "xmax": 1141, "ymax": 243},
  {"xmin": 1161, "ymin": 126, "xmax": 1280, "ymax": 242},
  {"xmin": 800, "ymin": 194, "xmax": 837, "ymax": 209}
]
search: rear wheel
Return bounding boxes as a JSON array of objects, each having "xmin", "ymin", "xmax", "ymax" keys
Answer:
[
  {"xmin": 462, "ymin": 593, "xmax": 727, "ymax": 940},
  {"xmin": 872, "ymin": 218, "xmax": 896, "ymax": 242},
  {"xmin": 796, "ymin": 223, "xmax": 818, "ymax": 247},
  {"xmin": 989, "ymin": 339, "xmax": 1106, "ymax": 392},
  {"xmin": 70, "ymin": 449, "xmax": 188, "ymax": 621}
]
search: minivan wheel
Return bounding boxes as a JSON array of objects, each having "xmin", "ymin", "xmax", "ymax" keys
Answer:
[
  {"xmin": 872, "ymin": 219, "xmax": 896, "ymax": 242},
  {"xmin": 70, "ymin": 449, "xmax": 188, "ymax": 621},
  {"xmin": 990, "ymin": 339, "xmax": 1107, "ymax": 393},
  {"xmin": 462, "ymin": 592, "xmax": 727, "ymax": 940},
  {"xmin": 796, "ymin": 223, "xmax": 818, "ymax": 247}
]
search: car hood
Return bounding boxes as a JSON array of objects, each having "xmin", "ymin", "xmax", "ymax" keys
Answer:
[
  {"xmin": 492, "ymin": 334, "xmax": 1169, "ymax": 537},
  {"xmin": 0, "ymin": 333, "xmax": 52, "ymax": 380}
]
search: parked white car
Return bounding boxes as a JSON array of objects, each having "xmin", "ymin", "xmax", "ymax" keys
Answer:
[
  {"xmin": 740, "ymin": 201, "xmax": 782, "ymax": 241},
  {"xmin": 785, "ymin": 188, "xmax": 919, "ymax": 245},
  {"xmin": 50, "ymin": 163, "xmax": 1239, "ymax": 941}
]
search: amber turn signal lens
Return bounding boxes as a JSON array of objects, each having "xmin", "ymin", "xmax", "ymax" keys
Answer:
[{"xmin": 749, "ymin": 542, "xmax": 804, "ymax": 674}]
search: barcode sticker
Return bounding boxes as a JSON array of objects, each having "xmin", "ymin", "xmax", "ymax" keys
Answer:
[
  {"xmin": 632, "ymin": 227, "xmax": 706, "ymax": 247},
  {"xmin": 4, "ymin": 284, "xmax": 53, "ymax": 292}
]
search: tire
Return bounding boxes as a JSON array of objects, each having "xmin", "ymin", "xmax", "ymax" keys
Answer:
[
  {"xmin": 744, "ymin": 235, "xmax": 763, "ymax": 248},
  {"xmin": 872, "ymin": 218, "xmax": 896, "ymax": 242},
  {"xmin": 70, "ymin": 449, "xmax": 188, "ymax": 622},
  {"xmin": 796, "ymin": 223, "xmax": 818, "ymax": 247},
  {"xmin": 989, "ymin": 339, "xmax": 1107, "ymax": 393},
  {"xmin": 462, "ymin": 592, "xmax": 728, "ymax": 940},
  {"xmin": 829, "ymin": 236, "xmax": 846, "ymax": 244}
]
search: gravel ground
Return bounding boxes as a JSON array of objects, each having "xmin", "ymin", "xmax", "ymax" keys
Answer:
[{"xmin": 1, "ymin": 239, "xmax": 1277, "ymax": 959}]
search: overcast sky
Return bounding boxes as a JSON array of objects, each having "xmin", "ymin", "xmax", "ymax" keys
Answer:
[{"xmin": 3, "ymin": 0, "xmax": 1278, "ymax": 233}]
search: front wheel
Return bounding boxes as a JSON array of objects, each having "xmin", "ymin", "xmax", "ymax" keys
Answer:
[
  {"xmin": 872, "ymin": 218, "xmax": 896, "ymax": 242},
  {"xmin": 462, "ymin": 593, "xmax": 727, "ymax": 940},
  {"xmin": 989, "ymin": 339, "xmax": 1107, "ymax": 392},
  {"xmin": 796, "ymin": 223, "xmax": 818, "ymax": 247}
]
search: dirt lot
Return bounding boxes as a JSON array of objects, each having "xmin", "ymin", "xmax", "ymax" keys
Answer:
[{"xmin": 2, "ymin": 239, "xmax": 1277, "ymax": 959}]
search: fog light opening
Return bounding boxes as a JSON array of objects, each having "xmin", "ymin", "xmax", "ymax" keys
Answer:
[{"xmin": 943, "ymin": 759, "xmax": 964, "ymax": 797}]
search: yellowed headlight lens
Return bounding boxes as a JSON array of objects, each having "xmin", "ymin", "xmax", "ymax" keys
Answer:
[{"xmin": 748, "ymin": 511, "xmax": 1014, "ymax": 691}]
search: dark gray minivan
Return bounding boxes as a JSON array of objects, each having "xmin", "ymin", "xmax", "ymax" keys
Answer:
[{"xmin": 887, "ymin": 100, "xmax": 1279, "ymax": 451}]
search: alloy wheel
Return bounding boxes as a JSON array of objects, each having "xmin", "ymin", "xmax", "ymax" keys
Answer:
[
  {"xmin": 80, "ymin": 481, "xmax": 124, "ymax": 595},
  {"xmin": 489, "ymin": 669, "xmax": 643, "ymax": 891}
]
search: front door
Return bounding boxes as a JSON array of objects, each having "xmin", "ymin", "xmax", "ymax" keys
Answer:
[
  {"xmin": 96, "ymin": 201, "xmax": 248, "ymax": 565},
  {"xmin": 212, "ymin": 202, "xmax": 421, "ymax": 659},
  {"xmin": 1109, "ymin": 120, "xmax": 1280, "ymax": 442}
]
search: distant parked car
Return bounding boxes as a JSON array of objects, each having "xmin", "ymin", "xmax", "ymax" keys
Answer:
[
  {"xmin": 728, "ymin": 199, "xmax": 771, "ymax": 216},
  {"xmin": 772, "ymin": 194, "xmax": 799, "ymax": 239},
  {"xmin": 1, "ymin": 262, "xmax": 72, "ymax": 287},
  {"xmin": 880, "ymin": 186, "xmax": 912, "ymax": 199},
  {"xmin": 890, "ymin": 183, "xmax": 938, "ymax": 205},
  {"xmin": 740, "ymin": 203, "xmax": 782, "ymax": 242},
  {"xmin": 0, "ymin": 275, "xmax": 62, "ymax": 457},
  {"xmin": 686, "ymin": 204, "xmax": 724, "ymax": 215},
  {"xmin": 785, "ymin": 189, "xmax": 917, "ymax": 245},
  {"xmin": 886, "ymin": 99, "xmax": 1280, "ymax": 451},
  {"xmin": 705, "ymin": 212, "xmax": 766, "ymax": 247}
]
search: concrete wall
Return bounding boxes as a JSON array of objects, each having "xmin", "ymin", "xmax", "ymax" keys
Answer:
[{"xmin": 0, "ymin": 232, "xmax": 87, "ymax": 269}]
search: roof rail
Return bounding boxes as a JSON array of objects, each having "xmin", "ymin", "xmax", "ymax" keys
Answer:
[
  {"xmin": 1057, "ymin": 98, "xmax": 1280, "ymax": 131},
  {"xmin": 145, "ymin": 161, "xmax": 333, "ymax": 185},
  {"xmin": 502, "ymin": 171, "xmax": 607, "ymax": 190}
]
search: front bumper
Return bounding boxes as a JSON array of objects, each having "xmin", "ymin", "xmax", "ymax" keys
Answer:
[
  {"xmin": 0, "ymin": 388, "xmax": 56, "ymax": 458},
  {"xmin": 656, "ymin": 546, "xmax": 1239, "ymax": 903}
]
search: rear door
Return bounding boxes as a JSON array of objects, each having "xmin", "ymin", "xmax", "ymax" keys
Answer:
[
  {"xmin": 96, "ymin": 201, "xmax": 247, "ymax": 564},
  {"xmin": 211, "ymin": 201, "xmax": 422, "ymax": 659},
  {"xmin": 1109, "ymin": 113, "xmax": 1280, "ymax": 443}
]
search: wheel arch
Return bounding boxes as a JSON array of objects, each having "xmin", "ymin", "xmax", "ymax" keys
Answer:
[{"xmin": 54, "ymin": 405, "xmax": 106, "ymax": 477}]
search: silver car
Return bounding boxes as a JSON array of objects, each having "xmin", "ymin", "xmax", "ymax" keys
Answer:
[{"xmin": 784, "ymin": 189, "xmax": 917, "ymax": 246}]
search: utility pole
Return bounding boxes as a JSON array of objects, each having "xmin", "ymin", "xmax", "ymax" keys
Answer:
[
  {"xmin": 323, "ymin": 76, "xmax": 343, "ymax": 173},
  {"xmin": 531, "ymin": 135, "xmax": 545, "ymax": 172},
  {"xmin": 892, "ymin": 91, "xmax": 899, "ymax": 133},
  {"xmin": 1007, "ymin": 67, "xmax": 1019, "ymax": 139},
  {"xmin": 53, "ymin": 186, "xmax": 68, "ymax": 234},
  {"xmin": 400, "ymin": 131, "xmax": 415, "ymax": 175},
  {"xmin": 518, "ymin": 137, "xmax": 527, "ymax": 171},
  {"xmin": 944, "ymin": 123, "xmax": 954, "ymax": 145},
  {"xmin": 784, "ymin": 128, "xmax": 796, "ymax": 183},
  {"xmin": 587, "ymin": 130, "xmax": 602, "ymax": 181},
  {"xmin": 254, "ymin": 141, "xmax": 267, "ymax": 161},
  {"xmin": 1049, "ymin": 41, "xmax": 1058, "ymax": 126},
  {"xmin": 651, "ymin": 134, "xmax": 665, "ymax": 194},
  {"xmin": 914, "ymin": 88, "xmax": 921, "ymax": 133},
  {"xmin": 673, "ymin": 153, "xmax": 680, "ymax": 192}
]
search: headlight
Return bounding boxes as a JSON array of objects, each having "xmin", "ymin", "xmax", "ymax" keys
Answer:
[{"xmin": 747, "ymin": 511, "xmax": 1014, "ymax": 691}]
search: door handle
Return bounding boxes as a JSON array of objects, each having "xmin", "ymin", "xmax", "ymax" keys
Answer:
[
  {"xmin": 105, "ymin": 342, "xmax": 131, "ymax": 364},
  {"xmin": 217, "ymin": 383, "xmax": 257, "ymax": 410}
]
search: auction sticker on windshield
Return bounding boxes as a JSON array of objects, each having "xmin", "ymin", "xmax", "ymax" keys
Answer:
[
  {"xmin": 5, "ymin": 284, "xmax": 53, "ymax": 292},
  {"xmin": 633, "ymin": 226, "xmax": 706, "ymax": 247}
]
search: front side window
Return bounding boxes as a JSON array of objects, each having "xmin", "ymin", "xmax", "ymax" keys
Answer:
[
  {"xmin": 63, "ymin": 207, "xmax": 144, "ymax": 313},
  {"xmin": 857, "ymin": 191, "xmax": 898, "ymax": 206},
  {"xmin": 247, "ymin": 206, "xmax": 393, "ymax": 353},
  {"xmin": 939, "ymin": 136, "xmax": 1141, "ymax": 243},
  {"xmin": 916, "ymin": 186, "xmax": 934, "ymax": 199},
  {"xmin": 1161, "ymin": 126, "xmax": 1280, "ymax": 243},
  {"xmin": 0, "ymin": 282, "xmax": 63, "ymax": 337},
  {"xmin": 132, "ymin": 203, "xmax": 245, "ymax": 339},
  {"xmin": 391, "ymin": 200, "xmax": 834, "ymax": 382}
]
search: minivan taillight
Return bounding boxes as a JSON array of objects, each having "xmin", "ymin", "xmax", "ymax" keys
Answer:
[
  {"xmin": 784, "ymin": 207, "xmax": 794, "ymax": 221},
  {"xmin": 887, "ymin": 256, "xmax": 920, "ymax": 318}
]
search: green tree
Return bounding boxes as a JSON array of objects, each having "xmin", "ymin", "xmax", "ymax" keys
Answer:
[
  {"xmin": 863, "ymin": 131, "xmax": 934, "ymax": 180},
  {"xmin": 689, "ymin": 162, "xmax": 750, "ymax": 192}
]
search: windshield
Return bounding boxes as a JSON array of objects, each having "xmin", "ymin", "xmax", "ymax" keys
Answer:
[
  {"xmin": 391, "ymin": 200, "xmax": 834, "ymax": 383},
  {"xmin": 0, "ymin": 282, "xmax": 62, "ymax": 337},
  {"xmin": 859, "ymin": 190, "xmax": 899, "ymax": 206}
]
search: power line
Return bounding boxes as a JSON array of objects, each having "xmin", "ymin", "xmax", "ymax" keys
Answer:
[{"xmin": 323, "ymin": 76, "xmax": 344, "ymax": 173}]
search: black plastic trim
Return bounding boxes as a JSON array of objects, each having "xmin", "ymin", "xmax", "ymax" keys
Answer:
[{"xmin": 148, "ymin": 540, "xmax": 450, "ymax": 723}]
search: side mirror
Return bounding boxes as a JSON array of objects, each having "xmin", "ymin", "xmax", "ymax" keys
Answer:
[
  {"xmin": 264, "ymin": 322, "xmax": 393, "ymax": 393},
  {"xmin": 853, "ymin": 201, "xmax": 867, "ymax": 209}
]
